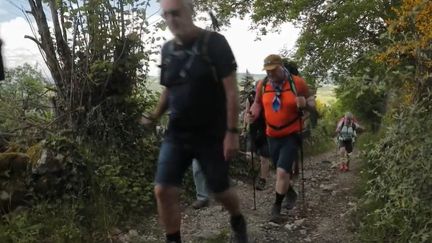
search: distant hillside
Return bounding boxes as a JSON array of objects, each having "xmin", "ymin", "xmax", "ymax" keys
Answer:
[
  {"xmin": 237, "ymin": 72, "xmax": 266, "ymax": 82},
  {"xmin": 316, "ymin": 85, "xmax": 336, "ymax": 105},
  {"xmin": 145, "ymin": 72, "xmax": 266, "ymax": 92},
  {"xmin": 145, "ymin": 74, "xmax": 337, "ymax": 106}
]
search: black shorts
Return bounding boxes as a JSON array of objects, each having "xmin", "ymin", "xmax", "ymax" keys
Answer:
[
  {"xmin": 155, "ymin": 140, "xmax": 230, "ymax": 193},
  {"xmin": 339, "ymin": 140, "xmax": 353, "ymax": 153},
  {"xmin": 267, "ymin": 134, "xmax": 300, "ymax": 173},
  {"xmin": 247, "ymin": 134, "xmax": 270, "ymax": 158}
]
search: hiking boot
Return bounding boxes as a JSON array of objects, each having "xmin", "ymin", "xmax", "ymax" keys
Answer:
[
  {"xmin": 230, "ymin": 215, "xmax": 249, "ymax": 243},
  {"xmin": 191, "ymin": 199, "xmax": 209, "ymax": 210},
  {"xmin": 230, "ymin": 231, "xmax": 249, "ymax": 243},
  {"xmin": 339, "ymin": 163, "xmax": 345, "ymax": 171},
  {"xmin": 270, "ymin": 203, "xmax": 282, "ymax": 223},
  {"xmin": 255, "ymin": 178, "xmax": 266, "ymax": 191},
  {"xmin": 283, "ymin": 186, "xmax": 298, "ymax": 210}
]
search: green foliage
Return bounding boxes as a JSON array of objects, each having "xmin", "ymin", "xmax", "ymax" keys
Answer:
[
  {"xmin": 88, "ymin": 135, "xmax": 160, "ymax": 214},
  {"xmin": 238, "ymin": 70, "xmax": 255, "ymax": 111},
  {"xmin": 30, "ymin": 135, "xmax": 90, "ymax": 201},
  {"xmin": 0, "ymin": 64, "xmax": 53, "ymax": 143},
  {"xmin": 335, "ymin": 74, "xmax": 387, "ymax": 132},
  {"xmin": 194, "ymin": 0, "xmax": 396, "ymax": 85},
  {"xmin": 26, "ymin": 0, "xmax": 163, "ymax": 138},
  {"xmin": 356, "ymin": 96, "xmax": 432, "ymax": 242},
  {"xmin": 303, "ymin": 100, "xmax": 340, "ymax": 155},
  {"xmin": 291, "ymin": 0, "xmax": 393, "ymax": 84},
  {"xmin": 0, "ymin": 203, "xmax": 81, "ymax": 243}
]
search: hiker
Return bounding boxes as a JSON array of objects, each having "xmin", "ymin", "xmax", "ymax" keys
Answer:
[
  {"xmin": 142, "ymin": 0, "xmax": 248, "ymax": 242},
  {"xmin": 335, "ymin": 112, "xmax": 363, "ymax": 171},
  {"xmin": 243, "ymin": 88, "xmax": 271, "ymax": 191},
  {"xmin": 280, "ymin": 60, "xmax": 317, "ymax": 210},
  {"xmin": 247, "ymin": 54, "xmax": 315, "ymax": 222},
  {"xmin": 191, "ymin": 159, "xmax": 210, "ymax": 209},
  {"xmin": 0, "ymin": 38, "xmax": 4, "ymax": 81}
]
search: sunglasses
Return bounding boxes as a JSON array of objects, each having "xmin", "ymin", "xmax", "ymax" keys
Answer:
[{"xmin": 161, "ymin": 9, "xmax": 182, "ymax": 19}]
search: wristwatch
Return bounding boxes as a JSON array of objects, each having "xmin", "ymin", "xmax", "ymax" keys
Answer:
[{"xmin": 227, "ymin": 127, "xmax": 240, "ymax": 134}]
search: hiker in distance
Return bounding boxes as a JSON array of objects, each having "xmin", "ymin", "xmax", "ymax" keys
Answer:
[
  {"xmin": 247, "ymin": 54, "xmax": 316, "ymax": 222},
  {"xmin": 140, "ymin": 0, "xmax": 249, "ymax": 242},
  {"xmin": 335, "ymin": 112, "xmax": 364, "ymax": 172},
  {"xmin": 243, "ymin": 87, "xmax": 271, "ymax": 191}
]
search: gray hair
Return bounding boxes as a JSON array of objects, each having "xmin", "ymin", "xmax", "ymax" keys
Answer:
[
  {"xmin": 181, "ymin": 0, "xmax": 194, "ymax": 14},
  {"xmin": 345, "ymin": 112, "xmax": 353, "ymax": 119},
  {"xmin": 161, "ymin": 0, "xmax": 194, "ymax": 14}
]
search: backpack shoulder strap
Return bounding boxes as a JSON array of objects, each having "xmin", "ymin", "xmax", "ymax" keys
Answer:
[
  {"xmin": 161, "ymin": 40, "xmax": 175, "ymax": 64},
  {"xmin": 259, "ymin": 77, "xmax": 269, "ymax": 99},
  {"xmin": 286, "ymin": 72, "xmax": 297, "ymax": 96},
  {"xmin": 200, "ymin": 30, "xmax": 219, "ymax": 82}
]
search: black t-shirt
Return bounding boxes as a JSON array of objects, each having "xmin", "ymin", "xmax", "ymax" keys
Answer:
[
  {"xmin": 0, "ymin": 40, "xmax": 4, "ymax": 81},
  {"xmin": 159, "ymin": 30, "xmax": 237, "ymax": 143}
]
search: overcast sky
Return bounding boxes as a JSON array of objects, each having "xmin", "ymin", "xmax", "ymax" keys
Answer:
[{"xmin": 0, "ymin": 0, "xmax": 300, "ymax": 78}]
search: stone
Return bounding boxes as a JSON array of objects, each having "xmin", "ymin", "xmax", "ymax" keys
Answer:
[
  {"xmin": 320, "ymin": 184, "xmax": 336, "ymax": 192},
  {"xmin": 284, "ymin": 223, "xmax": 295, "ymax": 230},
  {"xmin": 268, "ymin": 222, "xmax": 280, "ymax": 227},
  {"xmin": 294, "ymin": 218, "xmax": 305, "ymax": 227}
]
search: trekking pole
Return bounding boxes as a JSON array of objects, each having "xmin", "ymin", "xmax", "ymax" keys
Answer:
[
  {"xmin": 248, "ymin": 123, "xmax": 257, "ymax": 211},
  {"xmin": 299, "ymin": 109, "xmax": 306, "ymax": 215}
]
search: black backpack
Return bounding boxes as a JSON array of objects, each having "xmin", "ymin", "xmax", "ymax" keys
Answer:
[
  {"xmin": 0, "ymin": 39, "xmax": 4, "ymax": 81},
  {"xmin": 248, "ymin": 90, "xmax": 266, "ymax": 147},
  {"xmin": 161, "ymin": 30, "xmax": 218, "ymax": 84}
]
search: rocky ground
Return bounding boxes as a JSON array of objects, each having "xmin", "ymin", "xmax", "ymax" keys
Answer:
[{"xmin": 116, "ymin": 149, "xmax": 362, "ymax": 243}]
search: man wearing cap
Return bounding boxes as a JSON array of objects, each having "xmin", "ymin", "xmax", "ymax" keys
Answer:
[{"xmin": 248, "ymin": 54, "xmax": 315, "ymax": 222}]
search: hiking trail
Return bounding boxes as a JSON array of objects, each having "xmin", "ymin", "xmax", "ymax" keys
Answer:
[{"xmin": 114, "ymin": 149, "xmax": 361, "ymax": 243}]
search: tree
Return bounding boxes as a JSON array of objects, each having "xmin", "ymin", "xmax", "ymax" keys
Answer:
[
  {"xmin": 24, "ymin": 0, "xmax": 160, "ymax": 139},
  {"xmin": 193, "ymin": 0, "xmax": 398, "ymax": 83},
  {"xmin": 376, "ymin": 0, "xmax": 432, "ymax": 100},
  {"xmin": 0, "ymin": 64, "xmax": 52, "ymax": 140}
]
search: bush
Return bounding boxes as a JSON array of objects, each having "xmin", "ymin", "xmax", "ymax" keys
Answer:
[
  {"xmin": 356, "ymin": 96, "xmax": 432, "ymax": 242},
  {"xmin": 0, "ymin": 203, "xmax": 81, "ymax": 243}
]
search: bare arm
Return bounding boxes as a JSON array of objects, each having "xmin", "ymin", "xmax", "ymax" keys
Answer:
[
  {"xmin": 151, "ymin": 88, "xmax": 169, "ymax": 120},
  {"xmin": 354, "ymin": 122, "xmax": 365, "ymax": 132},
  {"xmin": 223, "ymin": 72, "xmax": 239, "ymax": 130},
  {"xmin": 243, "ymin": 99, "xmax": 250, "ymax": 129},
  {"xmin": 248, "ymin": 82, "xmax": 263, "ymax": 122},
  {"xmin": 335, "ymin": 119, "xmax": 344, "ymax": 133},
  {"xmin": 305, "ymin": 95, "xmax": 316, "ymax": 111}
]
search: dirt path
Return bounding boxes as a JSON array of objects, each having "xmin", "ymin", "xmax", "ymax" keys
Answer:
[{"xmin": 118, "ymin": 149, "xmax": 361, "ymax": 243}]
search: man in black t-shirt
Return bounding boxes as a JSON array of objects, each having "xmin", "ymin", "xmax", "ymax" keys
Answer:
[
  {"xmin": 0, "ymin": 39, "xmax": 4, "ymax": 81},
  {"xmin": 142, "ymin": 0, "xmax": 248, "ymax": 242}
]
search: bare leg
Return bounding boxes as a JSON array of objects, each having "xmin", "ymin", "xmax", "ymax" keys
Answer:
[
  {"xmin": 154, "ymin": 185, "xmax": 181, "ymax": 234},
  {"xmin": 275, "ymin": 168, "xmax": 291, "ymax": 194},
  {"xmin": 214, "ymin": 188, "xmax": 241, "ymax": 215},
  {"xmin": 259, "ymin": 156, "xmax": 271, "ymax": 179}
]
